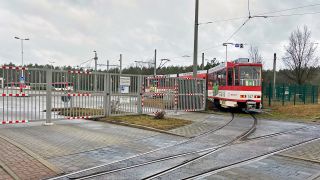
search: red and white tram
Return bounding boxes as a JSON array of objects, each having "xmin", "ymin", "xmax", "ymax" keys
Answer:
[
  {"xmin": 144, "ymin": 57, "xmax": 262, "ymax": 110},
  {"xmin": 207, "ymin": 58, "xmax": 262, "ymax": 110}
]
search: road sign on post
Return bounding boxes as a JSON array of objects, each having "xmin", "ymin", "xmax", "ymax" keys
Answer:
[
  {"xmin": 120, "ymin": 76, "xmax": 130, "ymax": 94},
  {"xmin": 19, "ymin": 76, "xmax": 25, "ymax": 83},
  {"xmin": 119, "ymin": 76, "xmax": 130, "ymax": 103},
  {"xmin": 234, "ymin": 43, "xmax": 244, "ymax": 48},
  {"xmin": 61, "ymin": 95, "xmax": 71, "ymax": 103}
]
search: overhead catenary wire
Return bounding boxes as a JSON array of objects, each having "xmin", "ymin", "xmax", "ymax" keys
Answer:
[
  {"xmin": 78, "ymin": 58, "xmax": 94, "ymax": 67},
  {"xmin": 225, "ymin": 18, "xmax": 251, "ymax": 43},
  {"xmin": 167, "ymin": 2, "xmax": 320, "ymax": 58},
  {"xmin": 198, "ymin": 17, "xmax": 247, "ymax": 25},
  {"xmin": 256, "ymin": 3, "xmax": 320, "ymax": 16},
  {"xmin": 199, "ymin": 2, "xmax": 320, "ymax": 25},
  {"xmin": 200, "ymin": 2, "xmax": 320, "ymax": 52},
  {"xmin": 260, "ymin": 11, "xmax": 320, "ymax": 18}
]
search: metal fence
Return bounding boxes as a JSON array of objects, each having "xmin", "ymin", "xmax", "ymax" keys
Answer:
[
  {"xmin": 0, "ymin": 66, "xmax": 206, "ymax": 124},
  {"xmin": 262, "ymin": 82, "xmax": 319, "ymax": 107}
]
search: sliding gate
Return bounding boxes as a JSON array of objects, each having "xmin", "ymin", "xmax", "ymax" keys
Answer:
[
  {"xmin": 0, "ymin": 66, "xmax": 206, "ymax": 124},
  {"xmin": 142, "ymin": 76, "xmax": 206, "ymax": 113}
]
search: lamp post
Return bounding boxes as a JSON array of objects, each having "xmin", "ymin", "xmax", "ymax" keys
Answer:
[
  {"xmin": 222, "ymin": 43, "xmax": 234, "ymax": 62},
  {"xmin": 14, "ymin": 36, "xmax": 29, "ymax": 78},
  {"xmin": 14, "ymin": 37, "xmax": 29, "ymax": 67},
  {"xmin": 158, "ymin": 59, "xmax": 170, "ymax": 69}
]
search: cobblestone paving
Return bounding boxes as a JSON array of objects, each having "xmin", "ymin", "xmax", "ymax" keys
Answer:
[
  {"xmin": 249, "ymin": 119, "xmax": 308, "ymax": 139},
  {"xmin": 210, "ymin": 154, "xmax": 320, "ymax": 180},
  {"xmin": 0, "ymin": 120, "xmax": 157, "ymax": 159},
  {"xmin": 0, "ymin": 119, "xmax": 184, "ymax": 174},
  {"xmin": 47, "ymin": 134, "xmax": 183, "ymax": 172},
  {"xmin": 279, "ymin": 139, "xmax": 320, "ymax": 163},
  {"xmin": 130, "ymin": 126, "xmax": 320, "ymax": 179},
  {"xmin": 0, "ymin": 166, "xmax": 13, "ymax": 180},
  {"xmin": 0, "ymin": 137, "xmax": 57, "ymax": 180},
  {"xmin": 168, "ymin": 113, "xmax": 232, "ymax": 137}
]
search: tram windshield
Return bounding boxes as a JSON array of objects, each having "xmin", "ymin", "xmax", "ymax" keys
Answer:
[{"xmin": 239, "ymin": 66, "xmax": 261, "ymax": 86}]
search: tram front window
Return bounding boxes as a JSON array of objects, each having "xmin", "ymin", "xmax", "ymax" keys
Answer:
[{"xmin": 239, "ymin": 66, "xmax": 261, "ymax": 86}]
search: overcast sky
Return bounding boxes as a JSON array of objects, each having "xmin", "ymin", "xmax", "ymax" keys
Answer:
[{"xmin": 1, "ymin": 0, "xmax": 320, "ymax": 70}]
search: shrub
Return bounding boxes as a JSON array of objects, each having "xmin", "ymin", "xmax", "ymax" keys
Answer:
[{"xmin": 154, "ymin": 110, "xmax": 166, "ymax": 119}]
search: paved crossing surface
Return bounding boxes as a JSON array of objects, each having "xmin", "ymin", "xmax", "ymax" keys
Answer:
[
  {"xmin": 210, "ymin": 140, "xmax": 320, "ymax": 180},
  {"xmin": 0, "ymin": 136, "xmax": 58, "ymax": 179},
  {"xmin": 0, "ymin": 119, "xmax": 184, "ymax": 173},
  {"xmin": 0, "ymin": 112, "xmax": 319, "ymax": 179},
  {"xmin": 279, "ymin": 139, "xmax": 320, "ymax": 163}
]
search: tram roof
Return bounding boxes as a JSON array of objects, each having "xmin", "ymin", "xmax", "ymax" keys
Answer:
[
  {"xmin": 208, "ymin": 59, "xmax": 262, "ymax": 73},
  {"xmin": 179, "ymin": 70, "xmax": 207, "ymax": 76}
]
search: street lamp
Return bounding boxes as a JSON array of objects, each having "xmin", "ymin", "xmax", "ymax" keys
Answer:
[
  {"xmin": 158, "ymin": 59, "xmax": 170, "ymax": 69},
  {"xmin": 222, "ymin": 43, "xmax": 234, "ymax": 62},
  {"xmin": 14, "ymin": 36, "xmax": 29, "ymax": 67}
]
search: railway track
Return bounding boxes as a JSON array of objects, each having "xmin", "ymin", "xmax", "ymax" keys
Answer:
[
  {"xmin": 183, "ymin": 136, "xmax": 320, "ymax": 179},
  {"xmin": 52, "ymin": 112, "xmax": 257, "ymax": 180},
  {"xmin": 141, "ymin": 113, "xmax": 258, "ymax": 180},
  {"xmin": 52, "ymin": 112, "xmax": 318, "ymax": 180},
  {"xmin": 52, "ymin": 112, "xmax": 236, "ymax": 180}
]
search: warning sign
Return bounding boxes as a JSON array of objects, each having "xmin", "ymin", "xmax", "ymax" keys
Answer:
[{"xmin": 120, "ymin": 77, "xmax": 130, "ymax": 86}]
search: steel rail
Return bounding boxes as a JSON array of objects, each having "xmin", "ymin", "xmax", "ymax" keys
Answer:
[
  {"xmin": 67, "ymin": 112, "xmax": 255, "ymax": 180},
  {"xmin": 51, "ymin": 112, "xmax": 235, "ymax": 180},
  {"xmin": 71, "ymin": 117, "xmax": 315, "ymax": 180},
  {"xmin": 184, "ymin": 136, "xmax": 320, "ymax": 180},
  {"xmin": 142, "ymin": 113, "xmax": 257, "ymax": 180}
]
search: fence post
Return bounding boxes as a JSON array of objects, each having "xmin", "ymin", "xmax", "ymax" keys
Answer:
[
  {"xmin": 204, "ymin": 78, "xmax": 208, "ymax": 111},
  {"xmin": 103, "ymin": 74, "xmax": 108, "ymax": 116},
  {"xmin": 261, "ymin": 82, "xmax": 264, "ymax": 108},
  {"xmin": 288, "ymin": 85, "xmax": 291, "ymax": 101},
  {"xmin": 316, "ymin": 86, "xmax": 319, "ymax": 104},
  {"xmin": 282, "ymin": 84, "xmax": 285, "ymax": 106},
  {"xmin": 293, "ymin": 85, "xmax": 296, "ymax": 106},
  {"xmin": 174, "ymin": 78, "xmax": 178, "ymax": 113},
  {"xmin": 304, "ymin": 85, "xmax": 306, "ymax": 104},
  {"xmin": 105, "ymin": 73, "xmax": 111, "ymax": 116},
  {"xmin": 312, "ymin": 85, "xmax": 315, "ymax": 104},
  {"xmin": 45, "ymin": 69, "xmax": 53, "ymax": 125},
  {"xmin": 137, "ymin": 75, "xmax": 143, "ymax": 114},
  {"xmin": 268, "ymin": 82, "xmax": 272, "ymax": 107}
]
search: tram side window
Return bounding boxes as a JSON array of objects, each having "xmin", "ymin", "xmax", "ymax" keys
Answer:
[
  {"xmin": 208, "ymin": 73, "xmax": 217, "ymax": 87},
  {"xmin": 227, "ymin": 68, "xmax": 233, "ymax": 86},
  {"xmin": 239, "ymin": 66, "xmax": 261, "ymax": 86},
  {"xmin": 234, "ymin": 67, "xmax": 239, "ymax": 86},
  {"xmin": 217, "ymin": 70, "xmax": 226, "ymax": 86}
]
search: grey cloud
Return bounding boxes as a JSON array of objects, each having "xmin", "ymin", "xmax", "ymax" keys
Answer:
[{"xmin": 0, "ymin": 0, "xmax": 319, "ymax": 70}]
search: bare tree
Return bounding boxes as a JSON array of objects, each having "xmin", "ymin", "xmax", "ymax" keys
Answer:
[
  {"xmin": 248, "ymin": 46, "xmax": 263, "ymax": 63},
  {"xmin": 282, "ymin": 26, "xmax": 319, "ymax": 85}
]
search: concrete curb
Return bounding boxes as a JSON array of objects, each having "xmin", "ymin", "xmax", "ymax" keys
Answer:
[
  {"xmin": 0, "ymin": 135, "xmax": 64, "ymax": 175},
  {"xmin": 0, "ymin": 160, "xmax": 20, "ymax": 180},
  {"xmin": 102, "ymin": 120, "xmax": 189, "ymax": 138}
]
